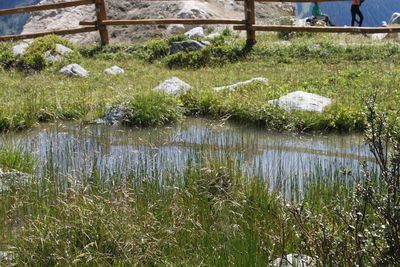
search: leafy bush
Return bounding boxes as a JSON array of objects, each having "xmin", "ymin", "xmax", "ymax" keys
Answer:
[
  {"xmin": 122, "ymin": 92, "xmax": 184, "ymax": 127},
  {"xmin": 0, "ymin": 42, "xmax": 16, "ymax": 68},
  {"xmin": 287, "ymin": 98, "xmax": 400, "ymax": 266},
  {"xmin": 137, "ymin": 39, "xmax": 170, "ymax": 63},
  {"xmin": 21, "ymin": 35, "xmax": 76, "ymax": 70},
  {"xmin": 166, "ymin": 45, "xmax": 244, "ymax": 69}
]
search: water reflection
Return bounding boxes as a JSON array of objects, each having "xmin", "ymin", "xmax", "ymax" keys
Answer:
[{"xmin": 0, "ymin": 119, "xmax": 376, "ymax": 192}]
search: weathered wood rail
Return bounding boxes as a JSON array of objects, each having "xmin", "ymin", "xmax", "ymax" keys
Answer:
[{"xmin": 0, "ymin": 0, "xmax": 399, "ymax": 46}]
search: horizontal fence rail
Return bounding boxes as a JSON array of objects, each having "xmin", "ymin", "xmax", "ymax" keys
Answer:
[
  {"xmin": 234, "ymin": 25, "xmax": 400, "ymax": 34},
  {"xmin": 0, "ymin": 27, "xmax": 98, "ymax": 42},
  {"xmin": 80, "ymin": 19, "xmax": 245, "ymax": 26},
  {"xmin": 0, "ymin": 0, "xmax": 95, "ymax": 16}
]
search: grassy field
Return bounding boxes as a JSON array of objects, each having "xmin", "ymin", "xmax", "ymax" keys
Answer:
[
  {"xmin": 0, "ymin": 33, "xmax": 399, "ymax": 132},
  {"xmin": 0, "ymin": 32, "xmax": 400, "ymax": 266}
]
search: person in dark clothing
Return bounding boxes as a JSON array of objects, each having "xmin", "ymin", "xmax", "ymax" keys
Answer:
[{"xmin": 351, "ymin": 0, "xmax": 364, "ymax": 26}]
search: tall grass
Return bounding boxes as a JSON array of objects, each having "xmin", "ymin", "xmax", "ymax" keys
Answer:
[{"xmin": 0, "ymin": 146, "xmax": 36, "ymax": 173}]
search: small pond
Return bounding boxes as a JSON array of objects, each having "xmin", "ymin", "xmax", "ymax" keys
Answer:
[{"xmin": 0, "ymin": 118, "xmax": 376, "ymax": 195}]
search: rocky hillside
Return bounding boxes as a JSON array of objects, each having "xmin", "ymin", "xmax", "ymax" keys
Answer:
[
  {"xmin": 21, "ymin": 0, "xmax": 294, "ymax": 44},
  {"xmin": 0, "ymin": 0, "xmax": 41, "ymax": 35}
]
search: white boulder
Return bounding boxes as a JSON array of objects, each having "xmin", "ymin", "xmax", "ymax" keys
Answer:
[
  {"xmin": 12, "ymin": 43, "xmax": 29, "ymax": 56},
  {"xmin": 154, "ymin": 77, "xmax": 191, "ymax": 95},
  {"xmin": 59, "ymin": 63, "xmax": 88, "ymax": 77},
  {"xmin": 185, "ymin": 27, "xmax": 205, "ymax": 38},
  {"xmin": 213, "ymin": 77, "xmax": 269, "ymax": 92},
  {"xmin": 269, "ymin": 91, "xmax": 331, "ymax": 113},
  {"xmin": 104, "ymin": 66, "xmax": 125, "ymax": 75},
  {"xmin": 55, "ymin": 43, "xmax": 73, "ymax": 55}
]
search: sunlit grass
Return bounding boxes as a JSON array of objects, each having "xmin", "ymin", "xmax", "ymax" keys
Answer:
[{"xmin": 0, "ymin": 33, "xmax": 399, "ymax": 132}]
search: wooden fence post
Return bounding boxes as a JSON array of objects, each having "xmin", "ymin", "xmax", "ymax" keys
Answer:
[
  {"xmin": 244, "ymin": 0, "xmax": 256, "ymax": 47},
  {"xmin": 95, "ymin": 0, "xmax": 109, "ymax": 45}
]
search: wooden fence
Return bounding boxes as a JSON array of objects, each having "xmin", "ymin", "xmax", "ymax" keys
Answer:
[{"xmin": 0, "ymin": 0, "xmax": 400, "ymax": 46}]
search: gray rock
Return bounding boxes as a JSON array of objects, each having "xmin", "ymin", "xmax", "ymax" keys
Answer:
[
  {"xmin": 44, "ymin": 50, "xmax": 62, "ymax": 64},
  {"xmin": 0, "ymin": 168, "xmax": 31, "ymax": 192},
  {"xmin": 55, "ymin": 43, "xmax": 73, "ymax": 55},
  {"xmin": 167, "ymin": 24, "xmax": 186, "ymax": 35},
  {"xmin": 104, "ymin": 66, "xmax": 125, "ymax": 75},
  {"xmin": 12, "ymin": 43, "xmax": 29, "ymax": 56},
  {"xmin": 389, "ymin": 12, "xmax": 400, "ymax": 24},
  {"xmin": 269, "ymin": 91, "xmax": 331, "ymax": 113},
  {"xmin": 170, "ymin": 40, "xmax": 207, "ymax": 54},
  {"xmin": 154, "ymin": 77, "xmax": 191, "ymax": 95},
  {"xmin": 272, "ymin": 254, "xmax": 316, "ymax": 267},
  {"xmin": 101, "ymin": 106, "xmax": 129, "ymax": 125},
  {"xmin": 184, "ymin": 27, "xmax": 205, "ymax": 38},
  {"xmin": 213, "ymin": 77, "xmax": 269, "ymax": 92},
  {"xmin": 59, "ymin": 64, "xmax": 88, "ymax": 77}
]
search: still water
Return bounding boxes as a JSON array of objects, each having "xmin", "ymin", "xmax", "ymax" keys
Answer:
[{"xmin": 0, "ymin": 118, "xmax": 376, "ymax": 193}]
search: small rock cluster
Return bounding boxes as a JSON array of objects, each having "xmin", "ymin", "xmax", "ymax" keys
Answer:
[
  {"xmin": 45, "ymin": 43, "xmax": 73, "ymax": 64},
  {"xmin": 11, "ymin": 42, "xmax": 127, "ymax": 77},
  {"xmin": 59, "ymin": 63, "xmax": 88, "ymax": 77},
  {"xmin": 12, "ymin": 42, "xmax": 73, "ymax": 64},
  {"xmin": 98, "ymin": 75, "xmax": 332, "ymax": 125}
]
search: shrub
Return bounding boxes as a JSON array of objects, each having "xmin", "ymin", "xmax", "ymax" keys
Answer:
[
  {"xmin": 137, "ymin": 39, "xmax": 170, "ymax": 62},
  {"xmin": 0, "ymin": 42, "xmax": 16, "ymax": 69},
  {"xmin": 21, "ymin": 35, "xmax": 76, "ymax": 70},
  {"xmin": 165, "ymin": 45, "xmax": 244, "ymax": 69},
  {"xmin": 287, "ymin": 97, "xmax": 400, "ymax": 266}
]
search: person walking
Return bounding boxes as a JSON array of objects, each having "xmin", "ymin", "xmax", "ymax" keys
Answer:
[
  {"xmin": 351, "ymin": 0, "xmax": 364, "ymax": 26},
  {"xmin": 311, "ymin": 1, "xmax": 335, "ymax": 26}
]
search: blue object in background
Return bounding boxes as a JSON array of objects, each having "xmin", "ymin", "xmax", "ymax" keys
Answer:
[{"xmin": 297, "ymin": 0, "xmax": 400, "ymax": 26}]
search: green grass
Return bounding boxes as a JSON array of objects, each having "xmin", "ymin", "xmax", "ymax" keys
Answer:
[
  {"xmin": 0, "ymin": 160, "xmax": 344, "ymax": 266},
  {"xmin": 0, "ymin": 146, "xmax": 36, "ymax": 173},
  {"xmin": 0, "ymin": 32, "xmax": 399, "ymax": 266},
  {"xmin": 0, "ymin": 33, "xmax": 399, "ymax": 132},
  {"xmin": 0, "ymin": 157, "xmax": 392, "ymax": 266}
]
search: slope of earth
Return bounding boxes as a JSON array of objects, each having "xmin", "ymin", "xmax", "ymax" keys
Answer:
[
  {"xmin": 0, "ymin": 0, "xmax": 41, "ymax": 35},
  {"xmin": 21, "ymin": 0, "xmax": 294, "ymax": 44}
]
